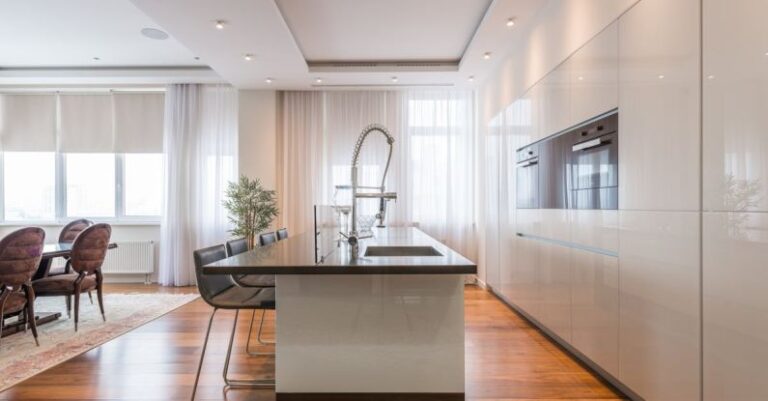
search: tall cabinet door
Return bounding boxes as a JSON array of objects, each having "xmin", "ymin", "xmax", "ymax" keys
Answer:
[
  {"xmin": 570, "ymin": 22, "xmax": 619, "ymax": 123},
  {"xmin": 484, "ymin": 114, "xmax": 502, "ymax": 289},
  {"xmin": 618, "ymin": 0, "xmax": 701, "ymax": 399},
  {"xmin": 703, "ymin": 0, "xmax": 768, "ymax": 399}
]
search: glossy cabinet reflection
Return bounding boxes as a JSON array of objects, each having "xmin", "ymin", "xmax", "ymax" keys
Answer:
[
  {"xmin": 570, "ymin": 22, "xmax": 619, "ymax": 125},
  {"xmin": 703, "ymin": 0, "xmax": 768, "ymax": 399},
  {"xmin": 703, "ymin": 0, "xmax": 768, "ymax": 213},
  {"xmin": 618, "ymin": 0, "xmax": 700, "ymax": 211}
]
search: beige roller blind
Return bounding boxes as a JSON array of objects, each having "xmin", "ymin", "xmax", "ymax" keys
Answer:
[
  {"xmin": 113, "ymin": 92, "xmax": 164, "ymax": 153},
  {"xmin": 58, "ymin": 93, "xmax": 114, "ymax": 153},
  {"xmin": 0, "ymin": 93, "xmax": 57, "ymax": 151}
]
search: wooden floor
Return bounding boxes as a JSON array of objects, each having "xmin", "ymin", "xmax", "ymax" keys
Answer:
[{"xmin": 0, "ymin": 284, "xmax": 625, "ymax": 401}]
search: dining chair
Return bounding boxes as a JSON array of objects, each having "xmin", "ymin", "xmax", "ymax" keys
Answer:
[
  {"xmin": 33, "ymin": 224, "xmax": 111, "ymax": 331},
  {"xmin": 191, "ymin": 244, "xmax": 276, "ymax": 400},
  {"xmin": 276, "ymin": 228, "xmax": 288, "ymax": 241},
  {"xmin": 0, "ymin": 227, "xmax": 46, "ymax": 350},
  {"xmin": 258, "ymin": 232, "xmax": 278, "ymax": 247},
  {"xmin": 225, "ymin": 238, "xmax": 275, "ymax": 355},
  {"xmin": 48, "ymin": 219, "xmax": 94, "ymax": 276}
]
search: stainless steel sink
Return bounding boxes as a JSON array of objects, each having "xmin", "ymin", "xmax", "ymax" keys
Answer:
[{"xmin": 363, "ymin": 246, "xmax": 443, "ymax": 257}]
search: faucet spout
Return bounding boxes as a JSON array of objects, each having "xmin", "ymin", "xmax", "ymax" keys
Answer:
[{"xmin": 347, "ymin": 124, "xmax": 396, "ymax": 255}]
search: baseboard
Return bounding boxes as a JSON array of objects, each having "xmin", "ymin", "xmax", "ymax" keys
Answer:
[{"xmin": 276, "ymin": 393, "xmax": 464, "ymax": 401}]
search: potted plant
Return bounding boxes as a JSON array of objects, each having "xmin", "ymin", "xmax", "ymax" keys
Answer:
[{"xmin": 223, "ymin": 175, "xmax": 279, "ymax": 250}]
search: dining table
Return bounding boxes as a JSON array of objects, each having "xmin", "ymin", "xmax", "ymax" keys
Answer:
[{"xmin": 0, "ymin": 242, "xmax": 117, "ymax": 338}]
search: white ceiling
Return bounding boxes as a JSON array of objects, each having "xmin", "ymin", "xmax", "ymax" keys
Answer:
[
  {"xmin": 0, "ymin": 0, "xmax": 204, "ymax": 67},
  {"xmin": 275, "ymin": 0, "xmax": 492, "ymax": 62},
  {"xmin": 0, "ymin": 0, "xmax": 548, "ymax": 89}
]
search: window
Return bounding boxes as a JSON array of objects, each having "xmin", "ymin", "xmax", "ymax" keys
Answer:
[
  {"xmin": 66, "ymin": 153, "xmax": 115, "ymax": 217},
  {"xmin": 124, "ymin": 154, "xmax": 163, "ymax": 216},
  {"xmin": 3, "ymin": 152, "xmax": 56, "ymax": 221}
]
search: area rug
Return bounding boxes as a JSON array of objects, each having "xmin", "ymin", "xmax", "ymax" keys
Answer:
[{"xmin": 0, "ymin": 292, "xmax": 199, "ymax": 391}]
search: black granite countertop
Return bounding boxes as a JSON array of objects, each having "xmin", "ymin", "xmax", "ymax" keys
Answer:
[{"xmin": 203, "ymin": 227, "xmax": 477, "ymax": 275}]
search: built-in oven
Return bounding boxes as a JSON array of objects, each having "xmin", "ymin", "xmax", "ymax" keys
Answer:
[
  {"xmin": 515, "ymin": 144, "xmax": 539, "ymax": 209},
  {"xmin": 564, "ymin": 112, "xmax": 618, "ymax": 209}
]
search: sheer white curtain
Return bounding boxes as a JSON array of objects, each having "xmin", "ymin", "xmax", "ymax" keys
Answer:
[
  {"xmin": 278, "ymin": 90, "xmax": 476, "ymax": 260},
  {"xmin": 159, "ymin": 84, "xmax": 238, "ymax": 286}
]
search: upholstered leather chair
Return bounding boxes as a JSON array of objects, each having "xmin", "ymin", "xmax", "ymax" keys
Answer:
[
  {"xmin": 33, "ymin": 224, "xmax": 111, "ymax": 331},
  {"xmin": 258, "ymin": 232, "xmax": 277, "ymax": 247},
  {"xmin": 225, "ymin": 238, "xmax": 275, "ymax": 355},
  {"xmin": 276, "ymin": 228, "xmax": 288, "ymax": 241},
  {"xmin": 0, "ymin": 227, "xmax": 46, "ymax": 349},
  {"xmin": 48, "ymin": 219, "xmax": 94, "ymax": 277},
  {"xmin": 191, "ymin": 244, "xmax": 276, "ymax": 400}
]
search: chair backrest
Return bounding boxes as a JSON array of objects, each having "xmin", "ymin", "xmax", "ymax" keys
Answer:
[
  {"xmin": 259, "ymin": 232, "xmax": 278, "ymax": 247},
  {"xmin": 59, "ymin": 219, "xmax": 94, "ymax": 243},
  {"xmin": 0, "ymin": 227, "xmax": 45, "ymax": 288},
  {"xmin": 226, "ymin": 238, "xmax": 249, "ymax": 256},
  {"xmin": 193, "ymin": 244, "xmax": 233, "ymax": 306},
  {"xmin": 70, "ymin": 224, "xmax": 111, "ymax": 275},
  {"xmin": 276, "ymin": 228, "xmax": 289, "ymax": 241}
]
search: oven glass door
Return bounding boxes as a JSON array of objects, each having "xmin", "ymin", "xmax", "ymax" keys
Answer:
[
  {"xmin": 516, "ymin": 159, "xmax": 539, "ymax": 209},
  {"xmin": 567, "ymin": 133, "xmax": 617, "ymax": 209}
]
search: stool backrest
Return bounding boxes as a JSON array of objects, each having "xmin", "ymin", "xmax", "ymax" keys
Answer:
[
  {"xmin": 193, "ymin": 245, "xmax": 233, "ymax": 305},
  {"xmin": 259, "ymin": 232, "xmax": 278, "ymax": 247},
  {"xmin": 276, "ymin": 228, "xmax": 288, "ymax": 241},
  {"xmin": 225, "ymin": 238, "xmax": 249, "ymax": 256}
]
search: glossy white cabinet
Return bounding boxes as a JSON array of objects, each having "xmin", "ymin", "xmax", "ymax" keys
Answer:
[
  {"xmin": 484, "ymin": 114, "xmax": 502, "ymax": 289},
  {"xmin": 510, "ymin": 235, "xmax": 541, "ymax": 320},
  {"xmin": 702, "ymin": 0, "xmax": 768, "ymax": 212},
  {"xmin": 570, "ymin": 210, "xmax": 618, "ymax": 253},
  {"xmin": 703, "ymin": 212, "xmax": 768, "ymax": 400},
  {"xmin": 539, "ymin": 60, "xmax": 572, "ymax": 137},
  {"xmin": 537, "ymin": 241, "xmax": 571, "ymax": 342},
  {"xmin": 570, "ymin": 249, "xmax": 619, "ymax": 377},
  {"xmin": 618, "ymin": 210, "xmax": 700, "ymax": 401},
  {"xmin": 570, "ymin": 22, "xmax": 619, "ymax": 124},
  {"xmin": 618, "ymin": 0, "xmax": 700, "ymax": 211}
]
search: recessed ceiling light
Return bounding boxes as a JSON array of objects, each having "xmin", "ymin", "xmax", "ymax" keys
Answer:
[
  {"xmin": 658, "ymin": 74, "xmax": 665, "ymax": 79},
  {"xmin": 577, "ymin": 76, "xmax": 584, "ymax": 81},
  {"xmin": 506, "ymin": 18, "xmax": 516, "ymax": 28},
  {"xmin": 315, "ymin": 78, "xmax": 323, "ymax": 84},
  {"xmin": 391, "ymin": 76, "xmax": 398, "ymax": 83},
  {"xmin": 215, "ymin": 20, "xmax": 226, "ymax": 30},
  {"xmin": 243, "ymin": 54, "xmax": 254, "ymax": 61},
  {"xmin": 764, "ymin": 51, "xmax": 768, "ymax": 56},
  {"xmin": 93, "ymin": 57, "xmax": 101, "ymax": 61},
  {"xmin": 265, "ymin": 78, "xmax": 273, "ymax": 84},
  {"xmin": 140, "ymin": 27, "xmax": 169, "ymax": 40},
  {"xmin": 707, "ymin": 75, "xmax": 715, "ymax": 80},
  {"xmin": 468, "ymin": 75, "xmax": 475, "ymax": 82},
  {"xmin": 483, "ymin": 52, "xmax": 492, "ymax": 60}
]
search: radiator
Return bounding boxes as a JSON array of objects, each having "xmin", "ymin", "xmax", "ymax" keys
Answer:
[{"xmin": 51, "ymin": 241, "xmax": 155, "ymax": 276}]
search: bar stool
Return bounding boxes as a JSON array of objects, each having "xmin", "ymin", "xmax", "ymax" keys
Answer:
[
  {"xmin": 0, "ymin": 227, "xmax": 45, "ymax": 350},
  {"xmin": 225, "ymin": 238, "xmax": 275, "ymax": 355},
  {"xmin": 191, "ymin": 244, "xmax": 276, "ymax": 400},
  {"xmin": 258, "ymin": 232, "xmax": 277, "ymax": 247}
]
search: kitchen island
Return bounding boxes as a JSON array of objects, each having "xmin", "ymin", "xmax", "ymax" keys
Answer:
[{"xmin": 204, "ymin": 227, "xmax": 476, "ymax": 401}]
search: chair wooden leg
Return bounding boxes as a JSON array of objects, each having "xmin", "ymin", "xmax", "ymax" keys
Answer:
[
  {"xmin": 73, "ymin": 291, "xmax": 80, "ymax": 332},
  {"xmin": 88, "ymin": 291, "xmax": 93, "ymax": 305},
  {"xmin": 65, "ymin": 295, "xmax": 71, "ymax": 318},
  {"xmin": 24, "ymin": 285, "xmax": 39, "ymax": 346},
  {"xmin": 0, "ymin": 291, "xmax": 9, "ymax": 351},
  {"xmin": 191, "ymin": 308, "xmax": 218, "ymax": 401},
  {"xmin": 96, "ymin": 271, "xmax": 105, "ymax": 321}
]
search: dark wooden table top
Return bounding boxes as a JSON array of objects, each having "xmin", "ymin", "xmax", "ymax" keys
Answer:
[{"xmin": 204, "ymin": 227, "xmax": 477, "ymax": 275}]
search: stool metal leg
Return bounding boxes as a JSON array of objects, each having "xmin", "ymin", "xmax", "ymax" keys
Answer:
[
  {"xmin": 246, "ymin": 309, "xmax": 275, "ymax": 356},
  {"xmin": 223, "ymin": 310, "xmax": 275, "ymax": 388},
  {"xmin": 191, "ymin": 308, "xmax": 218, "ymax": 401}
]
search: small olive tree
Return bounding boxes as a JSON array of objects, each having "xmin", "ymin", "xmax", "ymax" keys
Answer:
[{"xmin": 223, "ymin": 175, "xmax": 278, "ymax": 249}]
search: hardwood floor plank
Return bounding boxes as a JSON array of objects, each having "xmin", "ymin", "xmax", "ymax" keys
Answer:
[{"xmin": 0, "ymin": 284, "xmax": 625, "ymax": 401}]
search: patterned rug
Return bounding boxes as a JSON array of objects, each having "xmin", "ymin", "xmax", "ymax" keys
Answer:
[{"xmin": 0, "ymin": 292, "xmax": 199, "ymax": 391}]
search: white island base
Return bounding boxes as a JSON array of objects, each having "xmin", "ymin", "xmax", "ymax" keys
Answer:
[{"xmin": 275, "ymin": 274, "xmax": 466, "ymax": 401}]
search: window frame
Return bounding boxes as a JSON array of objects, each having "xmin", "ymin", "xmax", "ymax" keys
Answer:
[{"xmin": 0, "ymin": 151, "xmax": 161, "ymax": 225}]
